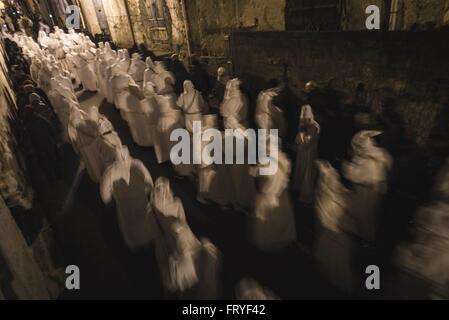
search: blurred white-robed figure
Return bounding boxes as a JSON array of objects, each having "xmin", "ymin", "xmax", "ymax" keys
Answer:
[
  {"xmin": 128, "ymin": 53, "xmax": 146, "ymax": 87},
  {"xmin": 151, "ymin": 178, "xmax": 222, "ymax": 298},
  {"xmin": 177, "ymin": 80, "xmax": 207, "ymax": 133},
  {"xmin": 395, "ymin": 159, "xmax": 449, "ymax": 299},
  {"xmin": 343, "ymin": 130, "xmax": 392, "ymax": 242},
  {"xmin": 154, "ymin": 94, "xmax": 184, "ymax": 164},
  {"xmin": 122, "ymin": 82, "xmax": 156, "ymax": 147},
  {"xmin": 255, "ymin": 88, "xmax": 286, "ymax": 139},
  {"xmin": 197, "ymin": 115, "xmax": 233, "ymax": 206},
  {"xmin": 100, "ymin": 147, "xmax": 154, "ymax": 251},
  {"xmin": 220, "ymin": 78, "xmax": 256, "ymax": 212},
  {"xmin": 73, "ymin": 116, "xmax": 103, "ymax": 183},
  {"xmin": 315, "ymin": 161, "xmax": 358, "ymax": 293},
  {"xmin": 249, "ymin": 148, "xmax": 297, "ymax": 251}
]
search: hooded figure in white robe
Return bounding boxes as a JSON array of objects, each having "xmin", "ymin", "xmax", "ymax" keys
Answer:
[
  {"xmin": 177, "ymin": 80, "xmax": 207, "ymax": 133},
  {"xmin": 95, "ymin": 52, "xmax": 108, "ymax": 97},
  {"xmin": 104, "ymin": 60, "xmax": 120, "ymax": 104},
  {"xmin": 99, "ymin": 53, "xmax": 117, "ymax": 99},
  {"xmin": 315, "ymin": 161, "xmax": 358, "ymax": 293},
  {"xmin": 68, "ymin": 105, "xmax": 87, "ymax": 153},
  {"xmin": 87, "ymin": 106, "xmax": 122, "ymax": 174},
  {"xmin": 50, "ymin": 67, "xmax": 76, "ymax": 101},
  {"xmin": 293, "ymin": 105, "xmax": 320, "ymax": 204},
  {"xmin": 46, "ymin": 34, "xmax": 62, "ymax": 58},
  {"xmin": 30, "ymin": 58, "xmax": 42, "ymax": 83},
  {"xmin": 255, "ymin": 87, "xmax": 287, "ymax": 139},
  {"xmin": 73, "ymin": 116, "xmax": 103, "ymax": 183},
  {"xmin": 37, "ymin": 59, "xmax": 53, "ymax": 94},
  {"xmin": 48, "ymin": 84, "xmax": 78, "ymax": 142},
  {"xmin": 100, "ymin": 146, "xmax": 154, "ymax": 251},
  {"xmin": 220, "ymin": 78, "xmax": 249, "ymax": 130},
  {"xmin": 220, "ymin": 78, "xmax": 256, "ymax": 212},
  {"xmin": 64, "ymin": 50, "xmax": 82, "ymax": 89},
  {"xmin": 343, "ymin": 131, "xmax": 392, "ymax": 242},
  {"xmin": 128, "ymin": 53, "xmax": 146, "ymax": 87},
  {"xmin": 395, "ymin": 159, "xmax": 449, "ymax": 299},
  {"xmin": 116, "ymin": 49, "xmax": 130, "ymax": 73},
  {"xmin": 110, "ymin": 69, "xmax": 134, "ymax": 115},
  {"xmin": 143, "ymin": 56, "xmax": 155, "ymax": 86},
  {"xmin": 151, "ymin": 177, "xmax": 222, "ymax": 298},
  {"xmin": 196, "ymin": 115, "xmax": 233, "ymax": 206},
  {"xmin": 122, "ymin": 82, "xmax": 155, "ymax": 147},
  {"xmin": 150, "ymin": 61, "xmax": 176, "ymax": 96},
  {"xmin": 153, "ymin": 94, "xmax": 184, "ymax": 164},
  {"xmin": 97, "ymin": 119, "xmax": 123, "ymax": 172},
  {"xmin": 38, "ymin": 30, "xmax": 50, "ymax": 49},
  {"xmin": 249, "ymin": 147, "xmax": 297, "ymax": 251},
  {"xmin": 76, "ymin": 45, "xmax": 98, "ymax": 91}
]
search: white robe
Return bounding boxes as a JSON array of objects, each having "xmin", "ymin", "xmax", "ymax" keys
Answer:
[
  {"xmin": 255, "ymin": 89, "xmax": 286, "ymax": 137},
  {"xmin": 154, "ymin": 94, "xmax": 184, "ymax": 164},
  {"xmin": 315, "ymin": 161, "xmax": 358, "ymax": 293},
  {"xmin": 76, "ymin": 51, "xmax": 98, "ymax": 91},
  {"xmin": 37, "ymin": 65, "xmax": 53, "ymax": 94},
  {"xmin": 111, "ymin": 73, "xmax": 133, "ymax": 112},
  {"xmin": 177, "ymin": 88, "xmax": 206, "ymax": 133},
  {"xmin": 30, "ymin": 61, "xmax": 41, "ymax": 83},
  {"xmin": 122, "ymin": 85, "xmax": 156, "ymax": 147},
  {"xmin": 65, "ymin": 52, "xmax": 82, "ymax": 88},
  {"xmin": 100, "ymin": 159, "xmax": 154, "ymax": 251},
  {"xmin": 343, "ymin": 139, "xmax": 392, "ymax": 242},
  {"xmin": 74, "ymin": 119, "xmax": 103, "ymax": 183},
  {"xmin": 152, "ymin": 193, "xmax": 221, "ymax": 298},
  {"xmin": 128, "ymin": 57, "xmax": 146, "ymax": 87},
  {"xmin": 97, "ymin": 130, "xmax": 123, "ymax": 175},
  {"xmin": 220, "ymin": 90, "xmax": 249, "ymax": 130},
  {"xmin": 249, "ymin": 152, "xmax": 297, "ymax": 251},
  {"xmin": 47, "ymin": 90, "xmax": 74, "ymax": 142},
  {"xmin": 197, "ymin": 131, "xmax": 233, "ymax": 206},
  {"xmin": 150, "ymin": 71, "xmax": 176, "ymax": 95},
  {"xmin": 396, "ymin": 201, "xmax": 449, "ymax": 299}
]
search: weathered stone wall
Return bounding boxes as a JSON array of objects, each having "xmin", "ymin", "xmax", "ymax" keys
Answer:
[
  {"xmin": 342, "ymin": 0, "xmax": 449, "ymax": 31},
  {"xmin": 79, "ymin": 0, "xmax": 102, "ymax": 35},
  {"xmin": 101, "ymin": 0, "xmax": 134, "ymax": 47},
  {"xmin": 401, "ymin": 0, "xmax": 449, "ymax": 30},
  {"xmin": 165, "ymin": 0, "xmax": 188, "ymax": 52},
  {"xmin": 231, "ymin": 31, "xmax": 449, "ymax": 146},
  {"xmin": 127, "ymin": 0, "xmax": 146, "ymax": 46},
  {"xmin": 185, "ymin": 0, "xmax": 286, "ymax": 57}
]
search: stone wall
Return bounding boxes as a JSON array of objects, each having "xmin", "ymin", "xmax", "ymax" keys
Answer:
[
  {"xmin": 79, "ymin": 0, "xmax": 102, "ymax": 35},
  {"xmin": 342, "ymin": 0, "xmax": 449, "ymax": 31},
  {"xmin": 401, "ymin": 0, "xmax": 449, "ymax": 30},
  {"xmin": 79, "ymin": 0, "xmax": 449, "ymax": 53},
  {"xmin": 165, "ymin": 0, "xmax": 188, "ymax": 52},
  {"xmin": 126, "ymin": 0, "xmax": 146, "ymax": 46},
  {"xmin": 185, "ymin": 0, "xmax": 286, "ymax": 58},
  {"xmin": 231, "ymin": 31, "xmax": 449, "ymax": 146},
  {"xmin": 101, "ymin": 0, "xmax": 134, "ymax": 47}
]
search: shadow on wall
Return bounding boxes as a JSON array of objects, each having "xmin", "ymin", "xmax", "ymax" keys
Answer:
[{"xmin": 230, "ymin": 31, "xmax": 449, "ymax": 148}]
